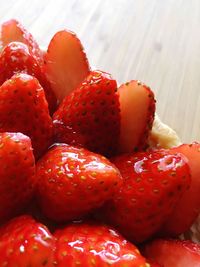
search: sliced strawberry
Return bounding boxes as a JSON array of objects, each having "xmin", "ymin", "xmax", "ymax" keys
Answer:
[
  {"xmin": 36, "ymin": 144, "xmax": 122, "ymax": 223},
  {"xmin": 0, "ymin": 19, "xmax": 43, "ymax": 65},
  {"xmin": 53, "ymin": 70, "xmax": 120, "ymax": 157},
  {"xmin": 0, "ymin": 133, "xmax": 36, "ymax": 223},
  {"xmin": 103, "ymin": 149, "xmax": 191, "ymax": 243},
  {"xmin": 161, "ymin": 143, "xmax": 200, "ymax": 236},
  {"xmin": 118, "ymin": 80, "xmax": 156, "ymax": 153},
  {"xmin": 0, "ymin": 215, "xmax": 55, "ymax": 266},
  {"xmin": 0, "ymin": 73, "xmax": 53, "ymax": 159},
  {"xmin": 54, "ymin": 222, "xmax": 148, "ymax": 266},
  {"xmin": 143, "ymin": 239, "xmax": 200, "ymax": 267},
  {"xmin": 44, "ymin": 30, "xmax": 90, "ymax": 103},
  {"xmin": 0, "ymin": 41, "xmax": 57, "ymax": 113}
]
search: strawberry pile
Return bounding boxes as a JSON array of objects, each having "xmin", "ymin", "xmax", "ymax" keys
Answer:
[{"xmin": 0, "ymin": 19, "xmax": 200, "ymax": 266}]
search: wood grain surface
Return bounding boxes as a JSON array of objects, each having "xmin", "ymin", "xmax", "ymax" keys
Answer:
[{"xmin": 0, "ymin": 0, "xmax": 200, "ymax": 143}]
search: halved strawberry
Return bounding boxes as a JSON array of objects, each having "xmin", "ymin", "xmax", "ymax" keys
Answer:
[
  {"xmin": 0, "ymin": 215, "xmax": 55, "ymax": 266},
  {"xmin": 0, "ymin": 41, "xmax": 57, "ymax": 113},
  {"xmin": 143, "ymin": 239, "xmax": 200, "ymax": 267},
  {"xmin": 161, "ymin": 142, "xmax": 200, "ymax": 236},
  {"xmin": 118, "ymin": 80, "xmax": 156, "ymax": 153},
  {"xmin": 0, "ymin": 19, "xmax": 43, "ymax": 65},
  {"xmin": 53, "ymin": 70, "xmax": 120, "ymax": 157},
  {"xmin": 103, "ymin": 149, "xmax": 191, "ymax": 243},
  {"xmin": 44, "ymin": 30, "xmax": 90, "ymax": 103}
]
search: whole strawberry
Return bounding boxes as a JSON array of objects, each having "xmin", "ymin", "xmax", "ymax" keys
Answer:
[
  {"xmin": 0, "ymin": 215, "xmax": 55, "ymax": 266},
  {"xmin": 0, "ymin": 42, "xmax": 57, "ymax": 113},
  {"xmin": 0, "ymin": 133, "xmax": 36, "ymax": 223},
  {"xmin": 36, "ymin": 144, "xmax": 122, "ymax": 222},
  {"xmin": 53, "ymin": 70, "xmax": 120, "ymax": 157},
  {"xmin": 0, "ymin": 73, "xmax": 53, "ymax": 159},
  {"xmin": 54, "ymin": 222, "xmax": 148, "ymax": 266},
  {"xmin": 103, "ymin": 150, "xmax": 191, "ymax": 243}
]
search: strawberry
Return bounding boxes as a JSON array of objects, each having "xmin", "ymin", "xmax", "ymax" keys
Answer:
[
  {"xmin": 0, "ymin": 41, "xmax": 57, "ymax": 113},
  {"xmin": 0, "ymin": 73, "xmax": 53, "ymax": 159},
  {"xmin": 142, "ymin": 238, "xmax": 200, "ymax": 267},
  {"xmin": 54, "ymin": 222, "xmax": 148, "ymax": 266},
  {"xmin": 161, "ymin": 143, "xmax": 200, "ymax": 236},
  {"xmin": 53, "ymin": 70, "xmax": 120, "ymax": 157},
  {"xmin": 0, "ymin": 19, "xmax": 44, "ymax": 65},
  {"xmin": 0, "ymin": 133, "xmax": 36, "ymax": 223},
  {"xmin": 103, "ymin": 150, "xmax": 191, "ymax": 243},
  {"xmin": 0, "ymin": 215, "xmax": 55, "ymax": 266},
  {"xmin": 36, "ymin": 144, "xmax": 122, "ymax": 222},
  {"xmin": 44, "ymin": 29, "xmax": 90, "ymax": 103},
  {"xmin": 0, "ymin": 19, "xmax": 43, "ymax": 65},
  {"xmin": 118, "ymin": 80, "xmax": 156, "ymax": 153}
]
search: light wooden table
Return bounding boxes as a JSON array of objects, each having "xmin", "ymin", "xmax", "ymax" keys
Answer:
[{"xmin": 1, "ymin": 0, "xmax": 200, "ymax": 143}]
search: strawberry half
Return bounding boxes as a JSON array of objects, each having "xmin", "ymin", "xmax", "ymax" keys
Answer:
[
  {"xmin": 0, "ymin": 133, "xmax": 36, "ymax": 223},
  {"xmin": 143, "ymin": 239, "xmax": 200, "ymax": 267},
  {"xmin": 54, "ymin": 222, "xmax": 148, "ymax": 266},
  {"xmin": 0, "ymin": 73, "xmax": 53, "ymax": 159},
  {"xmin": 103, "ymin": 150, "xmax": 191, "ymax": 243},
  {"xmin": 118, "ymin": 80, "xmax": 156, "ymax": 153},
  {"xmin": 0, "ymin": 19, "xmax": 43, "ymax": 65},
  {"xmin": 53, "ymin": 70, "xmax": 120, "ymax": 157},
  {"xmin": 0, "ymin": 41, "xmax": 57, "ymax": 113},
  {"xmin": 161, "ymin": 142, "xmax": 200, "ymax": 236},
  {"xmin": 44, "ymin": 29, "xmax": 90, "ymax": 103},
  {"xmin": 36, "ymin": 144, "xmax": 122, "ymax": 222},
  {"xmin": 0, "ymin": 215, "xmax": 55, "ymax": 266}
]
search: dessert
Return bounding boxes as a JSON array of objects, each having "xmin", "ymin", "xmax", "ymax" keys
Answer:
[{"xmin": 0, "ymin": 19, "xmax": 199, "ymax": 266}]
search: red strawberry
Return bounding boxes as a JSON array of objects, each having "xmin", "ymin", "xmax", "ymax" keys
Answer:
[
  {"xmin": 103, "ymin": 150, "xmax": 191, "ymax": 243},
  {"xmin": 143, "ymin": 239, "xmax": 200, "ymax": 267},
  {"xmin": 161, "ymin": 143, "xmax": 200, "ymax": 236},
  {"xmin": 53, "ymin": 70, "xmax": 120, "ymax": 157},
  {"xmin": 54, "ymin": 222, "xmax": 148, "ymax": 266},
  {"xmin": 36, "ymin": 144, "xmax": 122, "ymax": 222},
  {"xmin": 0, "ymin": 41, "xmax": 57, "ymax": 113},
  {"xmin": 0, "ymin": 73, "xmax": 53, "ymax": 159},
  {"xmin": 44, "ymin": 30, "xmax": 90, "ymax": 103},
  {"xmin": 0, "ymin": 133, "xmax": 36, "ymax": 223},
  {"xmin": 0, "ymin": 19, "xmax": 43, "ymax": 65},
  {"xmin": 0, "ymin": 215, "xmax": 55, "ymax": 266},
  {"xmin": 118, "ymin": 80, "xmax": 156, "ymax": 153}
]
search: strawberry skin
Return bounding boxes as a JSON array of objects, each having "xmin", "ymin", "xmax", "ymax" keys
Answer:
[
  {"xmin": 0, "ymin": 133, "xmax": 36, "ymax": 223},
  {"xmin": 161, "ymin": 143, "xmax": 200, "ymax": 236},
  {"xmin": 143, "ymin": 239, "xmax": 200, "ymax": 267},
  {"xmin": 44, "ymin": 30, "xmax": 90, "ymax": 103},
  {"xmin": 0, "ymin": 215, "xmax": 55, "ymax": 266},
  {"xmin": 0, "ymin": 73, "xmax": 53, "ymax": 159},
  {"xmin": 118, "ymin": 80, "xmax": 156, "ymax": 153},
  {"xmin": 0, "ymin": 41, "xmax": 57, "ymax": 113},
  {"xmin": 104, "ymin": 150, "xmax": 191, "ymax": 243},
  {"xmin": 0, "ymin": 19, "xmax": 43, "ymax": 65},
  {"xmin": 54, "ymin": 222, "xmax": 148, "ymax": 266},
  {"xmin": 53, "ymin": 70, "xmax": 120, "ymax": 157},
  {"xmin": 36, "ymin": 144, "xmax": 122, "ymax": 222}
]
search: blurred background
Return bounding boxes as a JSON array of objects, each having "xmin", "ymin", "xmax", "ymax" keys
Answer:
[{"xmin": 1, "ymin": 0, "xmax": 200, "ymax": 143}]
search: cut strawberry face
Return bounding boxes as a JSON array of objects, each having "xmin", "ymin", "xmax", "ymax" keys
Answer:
[
  {"xmin": 36, "ymin": 144, "xmax": 122, "ymax": 222},
  {"xmin": 0, "ymin": 19, "xmax": 43, "ymax": 65},
  {"xmin": 0, "ymin": 73, "xmax": 53, "ymax": 159},
  {"xmin": 118, "ymin": 80, "xmax": 156, "ymax": 153},
  {"xmin": 54, "ymin": 222, "xmax": 148, "ymax": 266},
  {"xmin": 53, "ymin": 70, "xmax": 120, "ymax": 157},
  {"xmin": 0, "ymin": 41, "xmax": 57, "ymax": 114},
  {"xmin": 143, "ymin": 239, "xmax": 200, "ymax": 267},
  {"xmin": 44, "ymin": 30, "xmax": 90, "ymax": 103},
  {"xmin": 0, "ymin": 133, "xmax": 36, "ymax": 223},
  {"xmin": 103, "ymin": 149, "xmax": 191, "ymax": 243},
  {"xmin": 161, "ymin": 142, "xmax": 200, "ymax": 236}
]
